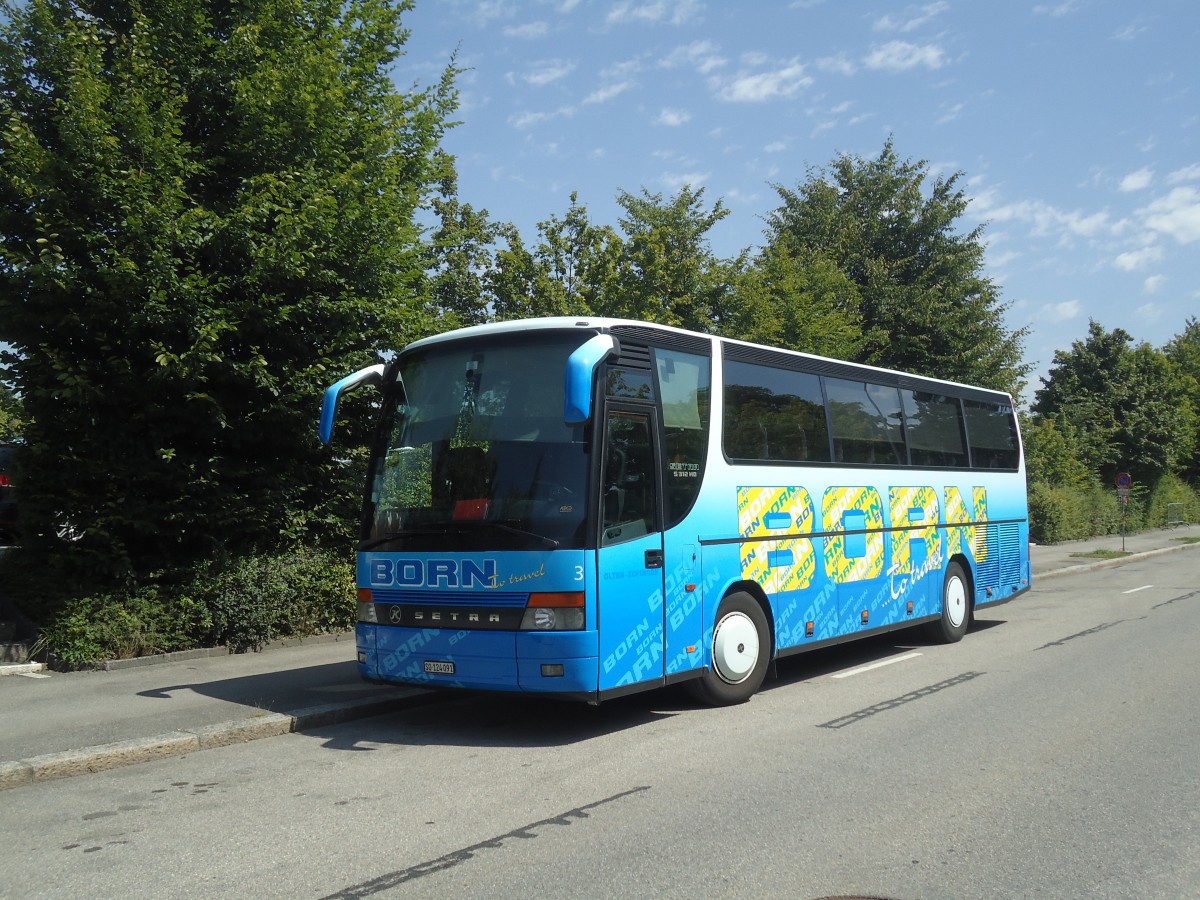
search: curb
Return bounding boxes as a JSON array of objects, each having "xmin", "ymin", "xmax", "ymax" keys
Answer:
[
  {"xmin": 0, "ymin": 688, "xmax": 432, "ymax": 792},
  {"xmin": 0, "ymin": 662, "xmax": 43, "ymax": 677},
  {"xmin": 1034, "ymin": 540, "xmax": 1198, "ymax": 582}
]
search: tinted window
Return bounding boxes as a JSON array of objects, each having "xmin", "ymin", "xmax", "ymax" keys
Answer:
[
  {"xmin": 605, "ymin": 367, "xmax": 655, "ymax": 401},
  {"xmin": 657, "ymin": 348, "xmax": 711, "ymax": 526},
  {"xmin": 903, "ymin": 391, "xmax": 968, "ymax": 468},
  {"xmin": 366, "ymin": 333, "xmax": 589, "ymax": 550},
  {"xmin": 601, "ymin": 410, "xmax": 659, "ymax": 547},
  {"xmin": 963, "ymin": 399, "xmax": 1020, "ymax": 469},
  {"xmin": 826, "ymin": 378, "xmax": 906, "ymax": 466},
  {"xmin": 723, "ymin": 360, "xmax": 830, "ymax": 463}
]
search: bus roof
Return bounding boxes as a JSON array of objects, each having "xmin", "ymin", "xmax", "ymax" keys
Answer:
[{"xmin": 401, "ymin": 316, "xmax": 1014, "ymax": 404}]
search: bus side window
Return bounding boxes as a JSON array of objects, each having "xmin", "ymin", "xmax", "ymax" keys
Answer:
[{"xmin": 602, "ymin": 411, "xmax": 658, "ymax": 546}]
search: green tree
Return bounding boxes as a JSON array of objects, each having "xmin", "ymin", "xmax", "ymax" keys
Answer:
[
  {"xmin": 764, "ymin": 139, "xmax": 1028, "ymax": 394},
  {"xmin": 419, "ymin": 167, "xmax": 502, "ymax": 329},
  {"xmin": 1020, "ymin": 414, "xmax": 1092, "ymax": 488},
  {"xmin": 1032, "ymin": 321, "xmax": 1193, "ymax": 485},
  {"xmin": 489, "ymin": 192, "xmax": 622, "ymax": 321},
  {"xmin": 0, "ymin": 377, "xmax": 22, "ymax": 441},
  {"xmin": 603, "ymin": 186, "xmax": 728, "ymax": 332},
  {"xmin": 1163, "ymin": 317, "xmax": 1200, "ymax": 481},
  {"xmin": 719, "ymin": 240, "xmax": 864, "ymax": 360},
  {"xmin": 0, "ymin": 0, "xmax": 457, "ymax": 585}
]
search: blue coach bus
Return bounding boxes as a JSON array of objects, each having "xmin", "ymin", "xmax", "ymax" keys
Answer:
[{"xmin": 321, "ymin": 317, "xmax": 1029, "ymax": 705}]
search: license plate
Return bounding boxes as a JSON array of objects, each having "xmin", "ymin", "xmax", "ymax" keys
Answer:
[{"xmin": 423, "ymin": 660, "xmax": 455, "ymax": 675}]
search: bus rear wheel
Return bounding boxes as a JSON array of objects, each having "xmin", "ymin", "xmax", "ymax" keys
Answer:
[
  {"xmin": 924, "ymin": 561, "xmax": 970, "ymax": 643},
  {"xmin": 687, "ymin": 592, "xmax": 770, "ymax": 706}
]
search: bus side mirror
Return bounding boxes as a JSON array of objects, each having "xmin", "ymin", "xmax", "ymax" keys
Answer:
[
  {"xmin": 319, "ymin": 364, "xmax": 385, "ymax": 444},
  {"xmin": 564, "ymin": 334, "xmax": 618, "ymax": 426}
]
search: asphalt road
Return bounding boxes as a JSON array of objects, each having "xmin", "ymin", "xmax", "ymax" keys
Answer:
[{"xmin": 2, "ymin": 551, "xmax": 1197, "ymax": 900}]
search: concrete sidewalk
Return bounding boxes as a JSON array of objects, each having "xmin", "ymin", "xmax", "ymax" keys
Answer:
[{"xmin": 2, "ymin": 523, "xmax": 1198, "ymax": 790}]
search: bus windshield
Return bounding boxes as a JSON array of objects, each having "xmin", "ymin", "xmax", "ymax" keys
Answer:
[{"xmin": 364, "ymin": 331, "xmax": 592, "ymax": 552}]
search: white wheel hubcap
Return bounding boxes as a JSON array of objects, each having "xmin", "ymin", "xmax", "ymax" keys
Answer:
[
  {"xmin": 946, "ymin": 575, "xmax": 967, "ymax": 628},
  {"xmin": 712, "ymin": 611, "xmax": 760, "ymax": 684}
]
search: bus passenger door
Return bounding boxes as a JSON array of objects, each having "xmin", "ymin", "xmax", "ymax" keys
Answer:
[{"xmin": 596, "ymin": 406, "xmax": 666, "ymax": 693}]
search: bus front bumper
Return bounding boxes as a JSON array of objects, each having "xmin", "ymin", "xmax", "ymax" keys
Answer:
[{"xmin": 357, "ymin": 624, "xmax": 598, "ymax": 694}]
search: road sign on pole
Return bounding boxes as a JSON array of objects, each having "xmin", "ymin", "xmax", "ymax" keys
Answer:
[{"xmin": 1115, "ymin": 472, "xmax": 1132, "ymax": 551}]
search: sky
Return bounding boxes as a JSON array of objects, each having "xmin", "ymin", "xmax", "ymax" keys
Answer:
[{"xmin": 392, "ymin": 0, "xmax": 1200, "ymax": 393}]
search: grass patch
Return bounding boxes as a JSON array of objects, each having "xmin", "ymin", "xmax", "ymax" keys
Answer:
[
  {"xmin": 1174, "ymin": 536, "xmax": 1200, "ymax": 545},
  {"xmin": 1069, "ymin": 549, "xmax": 1132, "ymax": 560}
]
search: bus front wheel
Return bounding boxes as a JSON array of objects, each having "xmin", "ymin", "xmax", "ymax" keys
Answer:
[
  {"xmin": 687, "ymin": 592, "xmax": 770, "ymax": 706},
  {"xmin": 924, "ymin": 561, "xmax": 970, "ymax": 643}
]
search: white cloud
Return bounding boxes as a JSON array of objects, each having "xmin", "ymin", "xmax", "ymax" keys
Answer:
[
  {"xmin": 1142, "ymin": 275, "xmax": 1166, "ymax": 294},
  {"xmin": 711, "ymin": 60, "xmax": 811, "ymax": 102},
  {"xmin": 522, "ymin": 59, "xmax": 575, "ymax": 86},
  {"xmin": 1113, "ymin": 245, "xmax": 1164, "ymax": 271},
  {"xmin": 863, "ymin": 41, "xmax": 947, "ymax": 72},
  {"xmin": 815, "ymin": 53, "xmax": 856, "ymax": 76},
  {"xmin": 764, "ymin": 140, "xmax": 787, "ymax": 153},
  {"xmin": 503, "ymin": 21, "xmax": 549, "ymax": 39},
  {"xmin": 1167, "ymin": 163, "xmax": 1200, "ymax": 184},
  {"xmin": 659, "ymin": 40, "xmax": 726, "ymax": 74},
  {"xmin": 874, "ymin": 2, "xmax": 949, "ymax": 34},
  {"xmin": 508, "ymin": 106, "xmax": 575, "ymax": 129},
  {"xmin": 936, "ymin": 102, "xmax": 964, "ymax": 125},
  {"xmin": 1134, "ymin": 301, "xmax": 1162, "ymax": 323},
  {"xmin": 468, "ymin": 0, "xmax": 511, "ymax": 28},
  {"xmin": 1041, "ymin": 300, "xmax": 1083, "ymax": 323},
  {"xmin": 1118, "ymin": 167, "xmax": 1154, "ymax": 192},
  {"xmin": 584, "ymin": 81, "xmax": 635, "ymax": 105},
  {"xmin": 975, "ymin": 193, "xmax": 1110, "ymax": 240},
  {"xmin": 1033, "ymin": 1, "xmax": 1082, "ymax": 16},
  {"xmin": 656, "ymin": 107, "xmax": 692, "ymax": 126},
  {"xmin": 987, "ymin": 249, "xmax": 1021, "ymax": 269},
  {"xmin": 1141, "ymin": 186, "xmax": 1200, "ymax": 244},
  {"xmin": 607, "ymin": 0, "xmax": 701, "ymax": 26},
  {"xmin": 661, "ymin": 170, "xmax": 711, "ymax": 189},
  {"xmin": 1113, "ymin": 23, "xmax": 1147, "ymax": 41}
]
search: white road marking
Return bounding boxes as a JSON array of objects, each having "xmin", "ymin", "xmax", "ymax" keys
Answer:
[
  {"xmin": 1122, "ymin": 585, "xmax": 1154, "ymax": 594},
  {"xmin": 832, "ymin": 651, "xmax": 923, "ymax": 679}
]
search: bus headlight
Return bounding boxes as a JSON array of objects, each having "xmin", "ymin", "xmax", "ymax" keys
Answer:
[{"xmin": 520, "ymin": 592, "xmax": 585, "ymax": 631}]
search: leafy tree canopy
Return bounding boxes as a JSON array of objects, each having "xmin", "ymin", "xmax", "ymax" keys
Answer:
[
  {"xmin": 0, "ymin": 0, "xmax": 458, "ymax": 584},
  {"xmin": 1032, "ymin": 320, "xmax": 1195, "ymax": 485},
  {"xmin": 0, "ymin": 377, "xmax": 22, "ymax": 441},
  {"xmin": 763, "ymin": 138, "xmax": 1028, "ymax": 395}
]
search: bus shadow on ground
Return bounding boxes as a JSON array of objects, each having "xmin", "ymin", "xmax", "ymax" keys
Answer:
[
  {"xmin": 299, "ymin": 620, "xmax": 1009, "ymax": 752},
  {"xmin": 135, "ymin": 618, "xmax": 1008, "ymax": 752}
]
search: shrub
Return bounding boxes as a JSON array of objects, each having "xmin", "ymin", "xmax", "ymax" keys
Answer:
[
  {"xmin": 200, "ymin": 549, "xmax": 355, "ymax": 653},
  {"xmin": 26, "ymin": 545, "xmax": 355, "ymax": 665},
  {"xmin": 31, "ymin": 585, "xmax": 207, "ymax": 668}
]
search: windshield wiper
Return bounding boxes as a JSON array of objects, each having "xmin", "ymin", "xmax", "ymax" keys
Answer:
[{"xmin": 476, "ymin": 521, "xmax": 560, "ymax": 549}]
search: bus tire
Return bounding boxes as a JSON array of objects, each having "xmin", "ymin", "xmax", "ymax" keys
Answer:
[
  {"xmin": 925, "ymin": 561, "xmax": 970, "ymax": 643},
  {"xmin": 687, "ymin": 592, "xmax": 770, "ymax": 706}
]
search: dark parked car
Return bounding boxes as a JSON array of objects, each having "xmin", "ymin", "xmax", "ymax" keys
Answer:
[{"xmin": 0, "ymin": 443, "xmax": 17, "ymax": 543}]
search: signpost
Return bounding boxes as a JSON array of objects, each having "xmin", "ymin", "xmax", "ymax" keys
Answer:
[{"xmin": 1115, "ymin": 472, "xmax": 1131, "ymax": 551}]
